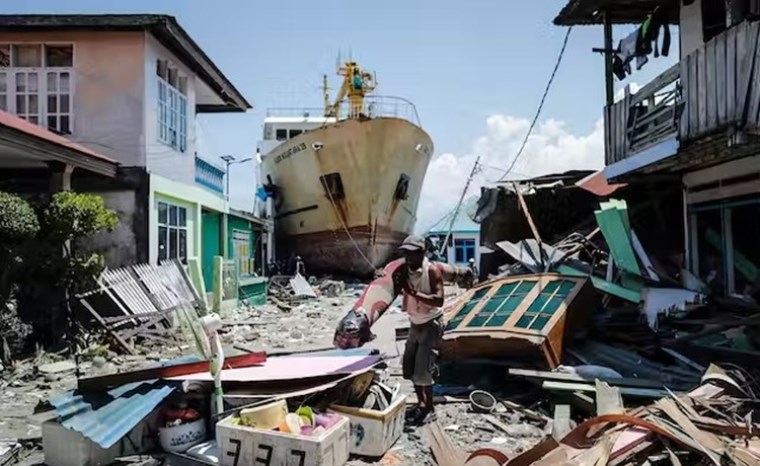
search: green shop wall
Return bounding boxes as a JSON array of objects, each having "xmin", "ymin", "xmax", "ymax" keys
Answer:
[{"xmin": 201, "ymin": 210, "xmax": 223, "ymax": 289}]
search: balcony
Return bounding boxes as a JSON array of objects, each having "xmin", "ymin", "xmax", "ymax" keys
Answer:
[
  {"xmin": 605, "ymin": 20, "xmax": 760, "ymax": 178},
  {"xmin": 195, "ymin": 156, "xmax": 225, "ymax": 196}
]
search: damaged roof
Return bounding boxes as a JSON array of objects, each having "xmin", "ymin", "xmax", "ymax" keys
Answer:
[
  {"xmin": 48, "ymin": 379, "xmax": 177, "ymax": 449},
  {"xmin": 0, "ymin": 14, "xmax": 251, "ymax": 112},
  {"xmin": 554, "ymin": 0, "xmax": 679, "ymax": 26}
]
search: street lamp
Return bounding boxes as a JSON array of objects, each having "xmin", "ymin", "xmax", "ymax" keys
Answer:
[{"xmin": 221, "ymin": 155, "xmax": 253, "ymax": 201}]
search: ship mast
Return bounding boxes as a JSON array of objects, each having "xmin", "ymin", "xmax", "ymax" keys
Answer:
[
  {"xmin": 322, "ymin": 74, "xmax": 330, "ymax": 117},
  {"xmin": 324, "ymin": 62, "xmax": 376, "ymax": 119}
]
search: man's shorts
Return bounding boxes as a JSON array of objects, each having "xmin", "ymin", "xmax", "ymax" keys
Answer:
[{"xmin": 402, "ymin": 316, "xmax": 443, "ymax": 386}]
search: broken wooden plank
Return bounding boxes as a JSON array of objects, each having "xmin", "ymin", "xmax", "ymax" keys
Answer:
[
  {"xmin": 542, "ymin": 381, "xmax": 672, "ymax": 399},
  {"xmin": 596, "ymin": 380, "xmax": 623, "ymax": 416},
  {"xmin": 79, "ymin": 298, "xmax": 134, "ymax": 355},
  {"xmin": 654, "ymin": 398, "xmax": 723, "ymax": 465},
  {"xmin": 661, "ymin": 348, "xmax": 707, "ymax": 373},
  {"xmin": 423, "ymin": 420, "xmax": 468, "ymax": 466},
  {"xmin": 552, "ymin": 404, "xmax": 572, "ymax": 441},
  {"xmin": 509, "ymin": 368, "xmax": 692, "ymax": 390}
]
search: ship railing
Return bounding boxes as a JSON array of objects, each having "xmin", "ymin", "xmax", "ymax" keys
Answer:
[
  {"xmin": 265, "ymin": 96, "xmax": 422, "ymax": 126},
  {"xmin": 266, "ymin": 108, "xmax": 326, "ymax": 118}
]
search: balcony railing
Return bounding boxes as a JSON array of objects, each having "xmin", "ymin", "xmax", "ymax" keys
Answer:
[
  {"xmin": 605, "ymin": 64, "xmax": 680, "ymax": 166},
  {"xmin": 266, "ymin": 95, "xmax": 422, "ymax": 127},
  {"xmin": 680, "ymin": 20, "xmax": 760, "ymax": 141},
  {"xmin": 605, "ymin": 20, "xmax": 760, "ymax": 169},
  {"xmin": 195, "ymin": 156, "xmax": 225, "ymax": 196}
]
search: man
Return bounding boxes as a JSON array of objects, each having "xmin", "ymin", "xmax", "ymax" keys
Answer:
[
  {"xmin": 396, "ymin": 234, "xmax": 445, "ymax": 425},
  {"xmin": 468, "ymin": 257, "xmax": 479, "ymax": 285},
  {"xmin": 295, "ymin": 255, "xmax": 306, "ymax": 276}
]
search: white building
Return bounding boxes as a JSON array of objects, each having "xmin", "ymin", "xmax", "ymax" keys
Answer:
[{"xmin": 426, "ymin": 210, "xmax": 481, "ymax": 267}]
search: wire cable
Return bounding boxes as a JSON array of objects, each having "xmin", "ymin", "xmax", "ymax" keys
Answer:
[{"xmin": 498, "ymin": 27, "xmax": 573, "ymax": 181}]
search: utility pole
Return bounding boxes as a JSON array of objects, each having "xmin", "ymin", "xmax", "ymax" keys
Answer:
[{"xmin": 441, "ymin": 155, "xmax": 480, "ymax": 261}]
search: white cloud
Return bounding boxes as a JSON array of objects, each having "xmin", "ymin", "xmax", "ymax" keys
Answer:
[{"xmin": 415, "ymin": 114, "xmax": 604, "ymax": 233}]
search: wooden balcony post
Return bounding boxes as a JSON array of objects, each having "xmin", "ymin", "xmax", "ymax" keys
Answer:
[{"xmin": 604, "ymin": 12, "xmax": 614, "ymax": 106}]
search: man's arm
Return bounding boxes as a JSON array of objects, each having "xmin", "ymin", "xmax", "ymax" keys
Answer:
[{"xmin": 408, "ymin": 265, "xmax": 445, "ymax": 307}]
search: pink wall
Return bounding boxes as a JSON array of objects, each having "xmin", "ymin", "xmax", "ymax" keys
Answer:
[{"xmin": 0, "ymin": 31, "xmax": 147, "ymax": 166}]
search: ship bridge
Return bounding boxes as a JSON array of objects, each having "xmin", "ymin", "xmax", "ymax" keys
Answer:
[{"xmin": 258, "ymin": 96, "xmax": 421, "ymax": 157}]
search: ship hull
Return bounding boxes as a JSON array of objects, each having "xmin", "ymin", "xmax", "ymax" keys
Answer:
[{"xmin": 261, "ymin": 117, "xmax": 433, "ymax": 276}]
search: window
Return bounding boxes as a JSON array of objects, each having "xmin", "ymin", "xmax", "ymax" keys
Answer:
[
  {"xmin": 157, "ymin": 201, "xmax": 188, "ymax": 263},
  {"xmin": 320, "ymin": 173, "xmax": 345, "ymax": 201},
  {"xmin": 0, "ymin": 43, "xmax": 73, "ymax": 133},
  {"xmin": 275, "ymin": 128, "xmax": 288, "ymax": 141},
  {"xmin": 446, "ymin": 286, "xmax": 491, "ymax": 331},
  {"xmin": 157, "ymin": 60, "xmax": 187, "ymax": 153},
  {"xmin": 232, "ymin": 229, "xmax": 252, "ymax": 276},
  {"xmin": 467, "ymin": 280, "xmax": 537, "ymax": 328},
  {"xmin": 289, "ymin": 129, "xmax": 302, "ymax": 138},
  {"xmin": 515, "ymin": 280, "xmax": 575, "ymax": 331},
  {"xmin": 394, "ymin": 174, "xmax": 410, "ymax": 200},
  {"xmin": 454, "ymin": 238, "xmax": 476, "ymax": 264},
  {"xmin": 689, "ymin": 198, "xmax": 760, "ymax": 296}
]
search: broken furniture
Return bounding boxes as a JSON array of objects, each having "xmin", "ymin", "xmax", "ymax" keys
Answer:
[{"xmin": 441, "ymin": 273, "xmax": 598, "ymax": 367}]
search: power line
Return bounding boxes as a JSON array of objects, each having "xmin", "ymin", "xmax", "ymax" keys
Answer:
[{"xmin": 498, "ymin": 27, "xmax": 573, "ymax": 181}]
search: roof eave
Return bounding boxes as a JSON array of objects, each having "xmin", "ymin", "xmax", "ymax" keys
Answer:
[
  {"xmin": 158, "ymin": 18, "xmax": 252, "ymax": 111},
  {"xmin": 0, "ymin": 14, "xmax": 252, "ymax": 112},
  {"xmin": 196, "ymin": 104, "xmax": 249, "ymax": 114},
  {"xmin": 0, "ymin": 126, "xmax": 118, "ymax": 177}
]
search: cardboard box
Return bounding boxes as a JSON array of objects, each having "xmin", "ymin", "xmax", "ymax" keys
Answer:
[
  {"xmin": 216, "ymin": 415, "xmax": 349, "ymax": 466},
  {"xmin": 328, "ymin": 394, "xmax": 406, "ymax": 457}
]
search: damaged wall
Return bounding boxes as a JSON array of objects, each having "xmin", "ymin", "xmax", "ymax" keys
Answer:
[{"xmin": 476, "ymin": 176, "xmax": 684, "ymax": 278}]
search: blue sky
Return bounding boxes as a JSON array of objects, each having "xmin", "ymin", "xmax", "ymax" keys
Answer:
[{"xmin": 4, "ymin": 1, "xmax": 678, "ymax": 229}]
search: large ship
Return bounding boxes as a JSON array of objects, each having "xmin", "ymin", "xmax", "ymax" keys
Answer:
[{"xmin": 257, "ymin": 62, "xmax": 433, "ymax": 276}]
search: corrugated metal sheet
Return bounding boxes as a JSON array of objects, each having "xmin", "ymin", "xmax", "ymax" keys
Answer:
[{"xmin": 48, "ymin": 379, "xmax": 177, "ymax": 449}]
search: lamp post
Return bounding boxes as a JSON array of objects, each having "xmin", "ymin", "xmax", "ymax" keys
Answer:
[{"xmin": 220, "ymin": 155, "xmax": 253, "ymax": 201}]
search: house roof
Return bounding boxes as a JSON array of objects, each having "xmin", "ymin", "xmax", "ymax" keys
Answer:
[
  {"xmin": 554, "ymin": 0, "xmax": 679, "ymax": 26},
  {"xmin": 428, "ymin": 208, "xmax": 480, "ymax": 235},
  {"xmin": 0, "ymin": 14, "xmax": 251, "ymax": 112},
  {"xmin": 0, "ymin": 110, "xmax": 118, "ymax": 176}
]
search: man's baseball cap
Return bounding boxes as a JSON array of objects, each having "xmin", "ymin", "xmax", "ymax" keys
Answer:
[{"xmin": 399, "ymin": 234, "xmax": 425, "ymax": 251}]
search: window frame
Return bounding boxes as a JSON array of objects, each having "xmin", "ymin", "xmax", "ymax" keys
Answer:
[
  {"xmin": 157, "ymin": 200, "xmax": 188, "ymax": 263},
  {"xmin": 0, "ymin": 42, "xmax": 74, "ymax": 134},
  {"xmin": 454, "ymin": 237, "xmax": 476, "ymax": 264},
  {"xmin": 156, "ymin": 59, "xmax": 188, "ymax": 153}
]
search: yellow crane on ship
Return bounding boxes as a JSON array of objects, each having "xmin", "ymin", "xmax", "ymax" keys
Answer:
[{"xmin": 323, "ymin": 61, "xmax": 376, "ymax": 119}]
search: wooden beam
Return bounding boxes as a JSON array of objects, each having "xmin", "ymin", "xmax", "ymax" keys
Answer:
[
  {"xmin": 603, "ymin": 12, "xmax": 614, "ymax": 106},
  {"xmin": 509, "ymin": 368, "xmax": 693, "ymax": 390},
  {"xmin": 79, "ymin": 298, "xmax": 134, "ymax": 355},
  {"xmin": 542, "ymin": 381, "xmax": 672, "ymax": 398},
  {"xmin": 552, "ymin": 404, "xmax": 572, "ymax": 441}
]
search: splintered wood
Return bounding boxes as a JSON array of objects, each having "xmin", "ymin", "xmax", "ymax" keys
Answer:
[{"xmin": 490, "ymin": 366, "xmax": 760, "ymax": 466}]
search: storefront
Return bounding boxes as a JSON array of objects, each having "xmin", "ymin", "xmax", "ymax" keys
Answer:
[{"xmin": 685, "ymin": 156, "xmax": 760, "ymax": 297}]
